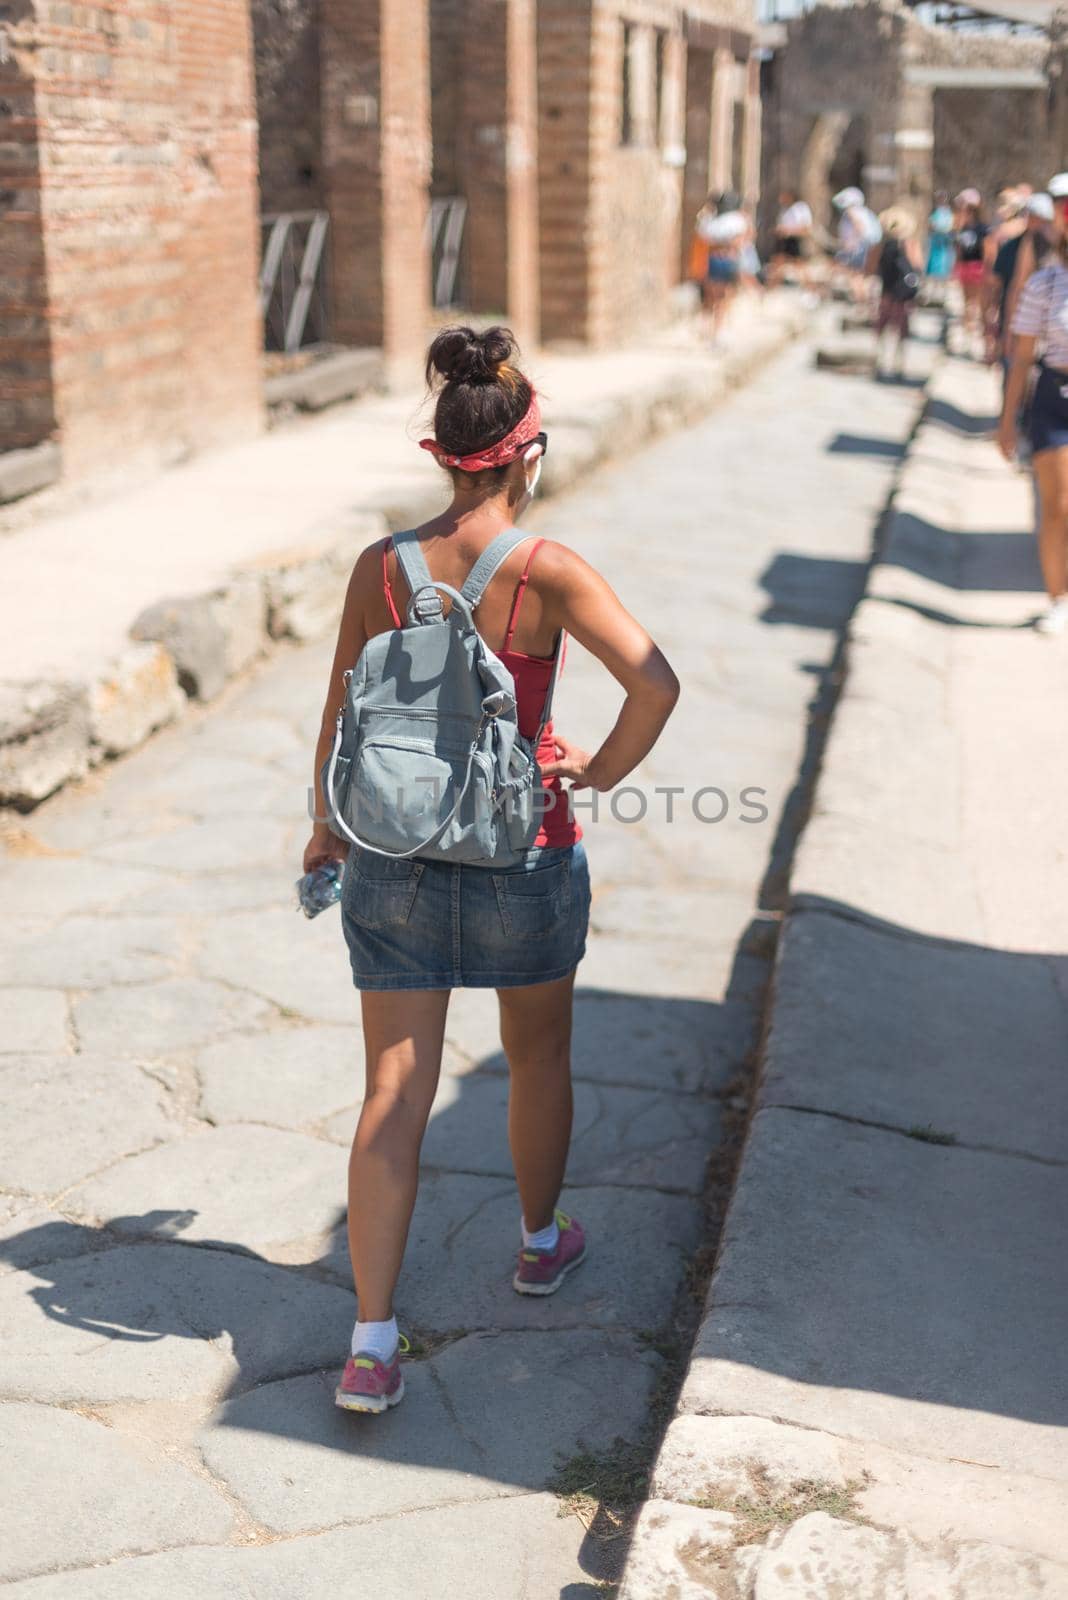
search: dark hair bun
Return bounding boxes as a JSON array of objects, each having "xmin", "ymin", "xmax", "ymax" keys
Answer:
[{"xmin": 426, "ymin": 325, "xmax": 517, "ymax": 387}]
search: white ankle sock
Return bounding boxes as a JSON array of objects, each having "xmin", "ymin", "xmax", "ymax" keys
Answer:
[
  {"xmin": 522, "ymin": 1213, "xmax": 560, "ymax": 1253},
  {"xmin": 351, "ymin": 1315, "xmax": 398, "ymax": 1362}
]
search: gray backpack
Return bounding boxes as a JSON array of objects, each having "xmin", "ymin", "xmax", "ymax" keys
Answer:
[{"xmin": 322, "ymin": 527, "xmax": 564, "ymax": 866}]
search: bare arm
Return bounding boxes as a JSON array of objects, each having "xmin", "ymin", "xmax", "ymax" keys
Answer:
[
  {"xmin": 1004, "ymin": 235, "xmax": 1036, "ymax": 357},
  {"xmin": 535, "ymin": 546, "xmax": 680, "ymax": 791},
  {"xmin": 302, "ymin": 542, "xmax": 378, "ymax": 872},
  {"xmin": 998, "ymin": 333, "xmax": 1036, "ymax": 460}
]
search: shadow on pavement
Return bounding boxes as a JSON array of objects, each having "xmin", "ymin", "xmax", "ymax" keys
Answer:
[
  {"xmin": 882, "ymin": 511, "xmax": 1042, "ymax": 593},
  {"xmin": 758, "ymin": 552, "xmax": 868, "ymax": 630},
  {"xmin": 826, "ymin": 432, "xmax": 908, "ymax": 459},
  {"xmin": 924, "ymin": 395, "xmax": 999, "ymax": 435}
]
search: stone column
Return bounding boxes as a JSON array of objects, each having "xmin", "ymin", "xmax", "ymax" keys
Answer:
[
  {"xmin": 742, "ymin": 54, "xmax": 762, "ymax": 210},
  {"xmin": 321, "ymin": 0, "xmax": 432, "ymax": 370},
  {"xmin": 458, "ymin": 0, "xmax": 540, "ymax": 343},
  {"xmin": 709, "ymin": 46, "xmax": 735, "ymax": 194}
]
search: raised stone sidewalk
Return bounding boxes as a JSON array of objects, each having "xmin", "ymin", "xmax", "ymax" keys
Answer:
[
  {"xmin": 0, "ymin": 294, "xmax": 804, "ymax": 811},
  {"xmin": 619, "ymin": 359, "xmax": 1068, "ymax": 1597}
]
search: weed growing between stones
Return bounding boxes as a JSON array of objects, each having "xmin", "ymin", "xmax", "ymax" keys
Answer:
[
  {"xmin": 905, "ymin": 1125, "xmax": 958, "ymax": 1145},
  {"xmin": 402, "ymin": 1326, "xmax": 470, "ymax": 1360},
  {"xmin": 686, "ymin": 1466, "xmax": 871, "ymax": 1547}
]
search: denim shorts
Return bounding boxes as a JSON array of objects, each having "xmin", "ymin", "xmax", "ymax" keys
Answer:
[{"xmin": 340, "ymin": 841, "xmax": 591, "ymax": 990}]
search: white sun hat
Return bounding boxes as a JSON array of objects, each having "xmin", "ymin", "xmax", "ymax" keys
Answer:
[
  {"xmin": 1048, "ymin": 172, "xmax": 1068, "ymax": 198},
  {"xmin": 832, "ymin": 186, "xmax": 865, "ymax": 209},
  {"xmin": 1025, "ymin": 193, "xmax": 1054, "ymax": 220}
]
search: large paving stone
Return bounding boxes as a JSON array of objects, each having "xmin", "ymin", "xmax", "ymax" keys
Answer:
[
  {"xmin": 66, "ymin": 1125, "xmax": 346, "ymax": 1252},
  {"xmin": 388, "ymin": 1068, "xmax": 720, "ymax": 1193},
  {"xmin": 72, "ymin": 978, "xmax": 274, "ymax": 1055},
  {"xmin": 117, "ymin": 869, "xmax": 292, "ymax": 916},
  {"xmin": 765, "ymin": 910, "xmax": 1068, "ymax": 1161},
  {"xmin": 651, "ymin": 1414, "xmax": 1068, "ymax": 1566},
  {"xmin": 201, "ymin": 1328, "xmax": 659, "ymax": 1532},
  {"xmin": 0, "ymin": 914, "xmax": 182, "ymax": 988},
  {"xmin": 617, "ymin": 1500, "xmax": 738, "ymax": 1600},
  {"xmin": 0, "ymin": 1401, "xmax": 232, "ymax": 1582},
  {"xmin": 0, "ymin": 1054, "xmax": 174, "ymax": 1191},
  {"xmin": 0, "ymin": 1493, "xmax": 591, "ymax": 1598},
  {"xmin": 733, "ymin": 1513, "xmax": 1068, "ymax": 1600},
  {"xmin": 320, "ymin": 1171, "xmax": 700, "ymax": 1332},
  {"xmin": 0, "ymin": 989, "xmax": 69, "ymax": 1053},
  {"xmin": 194, "ymin": 906, "xmax": 357, "ymax": 1024},
  {"xmin": 0, "ymin": 1242, "xmax": 352, "ymax": 1402},
  {"xmin": 94, "ymin": 814, "xmax": 291, "ymax": 872},
  {"xmin": 680, "ymin": 1109, "xmax": 1068, "ymax": 1483},
  {"xmin": 196, "ymin": 1024, "xmax": 361, "ymax": 1128},
  {"xmin": 577, "ymin": 929, "xmax": 767, "ymax": 1010}
]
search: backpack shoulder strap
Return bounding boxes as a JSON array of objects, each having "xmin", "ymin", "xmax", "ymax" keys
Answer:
[
  {"xmin": 391, "ymin": 528, "xmax": 435, "ymax": 598},
  {"xmin": 460, "ymin": 527, "xmax": 533, "ymax": 606}
]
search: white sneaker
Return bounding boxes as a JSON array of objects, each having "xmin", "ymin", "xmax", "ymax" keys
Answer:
[{"xmin": 1034, "ymin": 598, "xmax": 1068, "ymax": 636}]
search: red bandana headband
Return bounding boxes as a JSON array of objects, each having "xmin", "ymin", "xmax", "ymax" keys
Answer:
[{"xmin": 420, "ymin": 390, "xmax": 541, "ymax": 473}]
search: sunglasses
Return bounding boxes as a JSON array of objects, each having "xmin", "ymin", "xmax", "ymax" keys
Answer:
[{"xmin": 522, "ymin": 431, "xmax": 548, "ymax": 458}]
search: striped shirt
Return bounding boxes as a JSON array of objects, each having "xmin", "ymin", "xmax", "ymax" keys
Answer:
[{"xmin": 1012, "ymin": 261, "xmax": 1068, "ymax": 368}]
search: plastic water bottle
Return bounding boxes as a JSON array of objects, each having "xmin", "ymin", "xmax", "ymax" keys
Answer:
[{"xmin": 295, "ymin": 860, "xmax": 344, "ymax": 919}]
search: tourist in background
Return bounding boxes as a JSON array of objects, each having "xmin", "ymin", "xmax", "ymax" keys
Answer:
[
  {"xmin": 768, "ymin": 190, "xmax": 813, "ymax": 287},
  {"xmin": 873, "ymin": 206, "xmax": 923, "ymax": 382},
  {"xmin": 952, "ymin": 188, "xmax": 988, "ymax": 357},
  {"xmin": 995, "ymin": 192, "xmax": 1053, "ymax": 380},
  {"xmin": 696, "ymin": 189, "xmax": 746, "ymax": 343},
  {"xmin": 926, "ymin": 191, "xmax": 955, "ymax": 293},
  {"xmin": 832, "ymin": 186, "xmax": 882, "ymax": 304},
  {"xmin": 998, "ymin": 174, "xmax": 1068, "ymax": 635}
]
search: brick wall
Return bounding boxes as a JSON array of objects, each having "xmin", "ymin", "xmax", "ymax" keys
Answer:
[
  {"xmin": 449, "ymin": 0, "xmax": 539, "ymax": 339},
  {"xmin": 252, "ymin": 0, "xmax": 324, "ymax": 213},
  {"xmin": 2, "ymin": 0, "xmax": 264, "ymax": 476},
  {"xmin": 537, "ymin": 0, "xmax": 596, "ymax": 342},
  {"xmin": 933, "ymin": 86, "xmax": 1048, "ymax": 203},
  {"xmin": 0, "ymin": 0, "xmax": 57, "ymax": 452},
  {"xmin": 540, "ymin": 0, "xmax": 756, "ymax": 346},
  {"xmin": 322, "ymin": 0, "xmax": 431, "ymax": 368}
]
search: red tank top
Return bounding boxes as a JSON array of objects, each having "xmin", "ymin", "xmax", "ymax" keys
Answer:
[{"xmin": 382, "ymin": 537, "xmax": 581, "ymax": 850}]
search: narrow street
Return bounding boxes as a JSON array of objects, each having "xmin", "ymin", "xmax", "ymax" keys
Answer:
[{"xmin": 1, "ymin": 330, "xmax": 932, "ymax": 1595}]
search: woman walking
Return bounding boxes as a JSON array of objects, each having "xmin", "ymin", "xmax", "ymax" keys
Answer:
[
  {"xmin": 998, "ymin": 176, "xmax": 1068, "ymax": 635},
  {"xmin": 304, "ymin": 325, "xmax": 680, "ymax": 1412},
  {"xmin": 873, "ymin": 206, "xmax": 923, "ymax": 381},
  {"xmin": 952, "ymin": 188, "xmax": 989, "ymax": 357}
]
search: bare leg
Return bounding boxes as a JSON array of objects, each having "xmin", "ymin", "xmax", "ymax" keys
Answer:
[
  {"xmin": 347, "ymin": 988, "xmax": 451, "ymax": 1321},
  {"xmin": 498, "ymin": 972, "xmax": 577, "ymax": 1234},
  {"xmin": 1032, "ymin": 450, "xmax": 1068, "ymax": 601}
]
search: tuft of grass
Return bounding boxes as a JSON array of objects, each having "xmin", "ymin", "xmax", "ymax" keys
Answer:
[
  {"xmin": 548, "ymin": 1437, "xmax": 652, "ymax": 1527},
  {"xmin": 402, "ymin": 1326, "xmax": 470, "ymax": 1360},
  {"xmin": 905, "ymin": 1125, "xmax": 957, "ymax": 1146},
  {"xmin": 686, "ymin": 1468, "xmax": 870, "ymax": 1547}
]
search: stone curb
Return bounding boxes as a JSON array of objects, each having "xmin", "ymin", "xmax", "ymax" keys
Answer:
[{"xmin": 0, "ymin": 303, "xmax": 806, "ymax": 812}]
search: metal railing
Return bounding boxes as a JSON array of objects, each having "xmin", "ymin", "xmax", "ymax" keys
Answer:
[
  {"xmin": 259, "ymin": 211, "xmax": 330, "ymax": 352},
  {"xmin": 428, "ymin": 196, "xmax": 468, "ymax": 308}
]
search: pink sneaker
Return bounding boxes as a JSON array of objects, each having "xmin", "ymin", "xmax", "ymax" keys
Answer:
[
  {"xmin": 334, "ymin": 1331, "xmax": 410, "ymax": 1414},
  {"xmin": 513, "ymin": 1209, "xmax": 587, "ymax": 1296}
]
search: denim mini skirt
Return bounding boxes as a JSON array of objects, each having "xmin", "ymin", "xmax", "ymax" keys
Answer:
[{"xmin": 340, "ymin": 840, "xmax": 591, "ymax": 990}]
